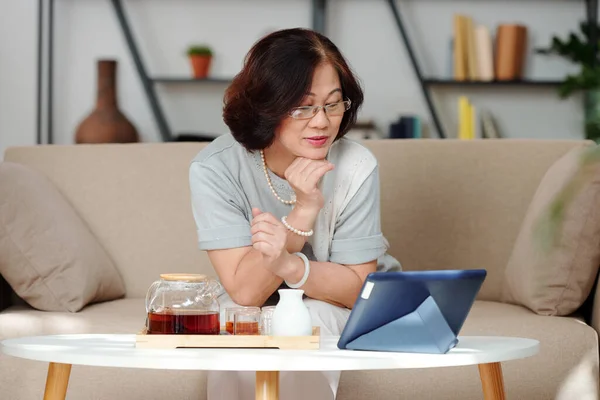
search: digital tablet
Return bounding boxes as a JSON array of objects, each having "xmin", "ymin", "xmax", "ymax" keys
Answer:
[{"xmin": 337, "ymin": 269, "xmax": 487, "ymax": 353}]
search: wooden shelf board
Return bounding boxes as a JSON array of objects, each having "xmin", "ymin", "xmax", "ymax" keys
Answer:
[
  {"xmin": 152, "ymin": 77, "xmax": 232, "ymax": 84},
  {"xmin": 424, "ymin": 78, "xmax": 563, "ymax": 86}
]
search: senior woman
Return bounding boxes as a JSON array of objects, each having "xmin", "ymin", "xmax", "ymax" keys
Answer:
[{"xmin": 189, "ymin": 27, "xmax": 400, "ymax": 400}]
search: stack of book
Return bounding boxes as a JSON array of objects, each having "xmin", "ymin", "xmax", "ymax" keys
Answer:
[
  {"xmin": 457, "ymin": 96, "xmax": 502, "ymax": 139},
  {"xmin": 387, "ymin": 109, "xmax": 500, "ymax": 140},
  {"xmin": 389, "ymin": 115, "xmax": 422, "ymax": 139},
  {"xmin": 452, "ymin": 14, "xmax": 527, "ymax": 81}
]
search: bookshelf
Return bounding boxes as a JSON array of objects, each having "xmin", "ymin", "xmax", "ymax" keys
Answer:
[
  {"xmin": 386, "ymin": 0, "xmax": 598, "ymax": 139},
  {"xmin": 36, "ymin": 0, "xmax": 598, "ymax": 143}
]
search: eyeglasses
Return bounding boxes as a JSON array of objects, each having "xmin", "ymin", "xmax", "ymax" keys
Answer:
[{"xmin": 288, "ymin": 99, "xmax": 352, "ymax": 120}]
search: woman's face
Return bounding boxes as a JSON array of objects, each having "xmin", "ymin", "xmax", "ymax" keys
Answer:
[{"xmin": 274, "ymin": 62, "xmax": 344, "ymax": 161}]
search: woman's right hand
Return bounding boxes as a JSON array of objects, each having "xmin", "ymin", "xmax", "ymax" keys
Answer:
[
  {"xmin": 250, "ymin": 208, "xmax": 306, "ymax": 284},
  {"xmin": 250, "ymin": 207, "xmax": 290, "ymax": 273},
  {"xmin": 284, "ymin": 157, "xmax": 334, "ymax": 212}
]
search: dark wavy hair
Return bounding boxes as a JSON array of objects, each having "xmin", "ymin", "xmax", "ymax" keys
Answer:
[{"xmin": 222, "ymin": 28, "xmax": 364, "ymax": 151}]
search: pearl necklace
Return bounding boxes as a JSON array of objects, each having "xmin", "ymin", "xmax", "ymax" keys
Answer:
[{"xmin": 260, "ymin": 150, "xmax": 296, "ymax": 205}]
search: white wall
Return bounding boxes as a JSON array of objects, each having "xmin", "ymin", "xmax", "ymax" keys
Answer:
[
  {"xmin": 0, "ymin": 0, "xmax": 37, "ymax": 156},
  {"xmin": 0, "ymin": 0, "xmax": 587, "ymax": 158}
]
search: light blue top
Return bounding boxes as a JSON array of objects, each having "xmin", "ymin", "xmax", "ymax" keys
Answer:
[{"xmin": 188, "ymin": 133, "xmax": 401, "ymax": 274}]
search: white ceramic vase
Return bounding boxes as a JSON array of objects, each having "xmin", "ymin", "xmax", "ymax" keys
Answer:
[{"xmin": 271, "ymin": 289, "xmax": 312, "ymax": 336}]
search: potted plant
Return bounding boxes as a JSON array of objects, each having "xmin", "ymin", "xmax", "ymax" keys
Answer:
[
  {"xmin": 187, "ymin": 45, "xmax": 213, "ymax": 79},
  {"xmin": 536, "ymin": 21, "xmax": 600, "ymax": 142}
]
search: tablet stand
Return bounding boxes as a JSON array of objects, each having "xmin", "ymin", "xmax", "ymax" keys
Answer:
[{"xmin": 345, "ymin": 295, "xmax": 458, "ymax": 354}]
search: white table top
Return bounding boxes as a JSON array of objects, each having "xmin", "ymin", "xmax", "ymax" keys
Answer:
[{"xmin": 0, "ymin": 334, "xmax": 539, "ymax": 372}]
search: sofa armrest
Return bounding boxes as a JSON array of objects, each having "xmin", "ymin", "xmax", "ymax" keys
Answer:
[{"xmin": 0, "ymin": 274, "xmax": 12, "ymax": 312}]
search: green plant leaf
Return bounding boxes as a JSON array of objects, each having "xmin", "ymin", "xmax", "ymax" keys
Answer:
[
  {"xmin": 537, "ymin": 20, "xmax": 600, "ymax": 98},
  {"xmin": 187, "ymin": 45, "xmax": 213, "ymax": 57}
]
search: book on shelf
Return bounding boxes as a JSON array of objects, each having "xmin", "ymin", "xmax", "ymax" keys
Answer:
[
  {"xmin": 480, "ymin": 110, "xmax": 501, "ymax": 139},
  {"xmin": 475, "ymin": 25, "xmax": 494, "ymax": 81},
  {"xmin": 457, "ymin": 96, "xmax": 502, "ymax": 139},
  {"xmin": 386, "ymin": 103, "xmax": 501, "ymax": 140},
  {"xmin": 389, "ymin": 115, "xmax": 422, "ymax": 139},
  {"xmin": 452, "ymin": 14, "xmax": 527, "ymax": 82},
  {"xmin": 458, "ymin": 96, "xmax": 475, "ymax": 139},
  {"xmin": 495, "ymin": 24, "xmax": 528, "ymax": 81}
]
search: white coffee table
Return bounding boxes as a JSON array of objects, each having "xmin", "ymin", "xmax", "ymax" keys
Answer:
[{"xmin": 0, "ymin": 334, "xmax": 538, "ymax": 400}]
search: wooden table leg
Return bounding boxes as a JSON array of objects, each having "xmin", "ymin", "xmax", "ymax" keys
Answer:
[
  {"xmin": 255, "ymin": 371, "xmax": 279, "ymax": 400},
  {"xmin": 43, "ymin": 362, "xmax": 72, "ymax": 400},
  {"xmin": 478, "ymin": 362, "xmax": 506, "ymax": 400}
]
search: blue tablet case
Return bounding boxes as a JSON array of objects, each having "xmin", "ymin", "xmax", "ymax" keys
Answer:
[{"xmin": 337, "ymin": 269, "xmax": 486, "ymax": 354}]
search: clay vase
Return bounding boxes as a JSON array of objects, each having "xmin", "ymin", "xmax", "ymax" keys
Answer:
[
  {"xmin": 75, "ymin": 59, "xmax": 139, "ymax": 144},
  {"xmin": 189, "ymin": 55, "xmax": 212, "ymax": 79}
]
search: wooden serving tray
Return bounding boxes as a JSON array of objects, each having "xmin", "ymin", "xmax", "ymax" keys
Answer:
[{"xmin": 135, "ymin": 326, "xmax": 320, "ymax": 350}]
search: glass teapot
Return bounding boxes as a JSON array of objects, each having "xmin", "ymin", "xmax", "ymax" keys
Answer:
[{"xmin": 145, "ymin": 273, "xmax": 222, "ymax": 335}]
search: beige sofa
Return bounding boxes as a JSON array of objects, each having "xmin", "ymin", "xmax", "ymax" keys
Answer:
[{"xmin": 0, "ymin": 138, "xmax": 599, "ymax": 399}]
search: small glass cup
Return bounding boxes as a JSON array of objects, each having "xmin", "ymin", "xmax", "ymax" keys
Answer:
[
  {"xmin": 225, "ymin": 306, "xmax": 259, "ymax": 334},
  {"xmin": 234, "ymin": 308, "xmax": 261, "ymax": 335},
  {"xmin": 260, "ymin": 306, "xmax": 276, "ymax": 336}
]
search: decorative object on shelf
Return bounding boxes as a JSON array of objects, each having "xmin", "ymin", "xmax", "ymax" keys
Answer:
[
  {"xmin": 346, "ymin": 119, "xmax": 383, "ymax": 140},
  {"xmin": 536, "ymin": 21, "xmax": 600, "ymax": 142},
  {"xmin": 495, "ymin": 24, "xmax": 528, "ymax": 81},
  {"xmin": 480, "ymin": 110, "xmax": 502, "ymax": 139},
  {"xmin": 452, "ymin": 15, "xmax": 527, "ymax": 82},
  {"xmin": 271, "ymin": 289, "xmax": 312, "ymax": 336},
  {"xmin": 389, "ymin": 115, "xmax": 422, "ymax": 139},
  {"xmin": 453, "ymin": 14, "xmax": 496, "ymax": 81},
  {"xmin": 75, "ymin": 59, "xmax": 139, "ymax": 144},
  {"xmin": 187, "ymin": 45, "xmax": 213, "ymax": 79}
]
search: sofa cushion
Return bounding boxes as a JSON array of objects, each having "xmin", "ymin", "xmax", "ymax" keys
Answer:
[
  {"xmin": 0, "ymin": 162, "xmax": 125, "ymax": 312},
  {"xmin": 0, "ymin": 298, "xmax": 146, "ymax": 339},
  {"xmin": 502, "ymin": 146, "xmax": 600, "ymax": 316}
]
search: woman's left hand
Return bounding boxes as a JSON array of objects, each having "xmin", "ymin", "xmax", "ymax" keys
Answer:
[
  {"xmin": 285, "ymin": 157, "xmax": 334, "ymax": 212},
  {"xmin": 250, "ymin": 208, "xmax": 291, "ymax": 275}
]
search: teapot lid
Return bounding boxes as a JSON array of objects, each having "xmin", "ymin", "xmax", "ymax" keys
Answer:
[{"xmin": 160, "ymin": 273, "xmax": 207, "ymax": 282}]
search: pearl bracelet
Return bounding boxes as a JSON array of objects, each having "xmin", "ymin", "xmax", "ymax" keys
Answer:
[
  {"xmin": 281, "ymin": 215, "xmax": 313, "ymax": 237},
  {"xmin": 286, "ymin": 252, "xmax": 311, "ymax": 289}
]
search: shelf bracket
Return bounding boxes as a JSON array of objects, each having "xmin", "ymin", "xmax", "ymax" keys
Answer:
[
  {"xmin": 386, "ymin": 0, "xmax": 447, "ymax": 139},
  {"xmin": 48, "ymin": 0, "xmax": 54, "ymax": 144},
  {"xmin": 312, "ymin": 0, "xmax": 327, "ymax": 34},
  {"xmin": 110, "ymin": 0, "xmax": 173, "ymax": 142},
  {"xmin": 36, "ymin": 0, "xmax": 44, "ymax": 144}
]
